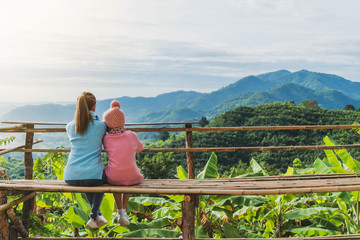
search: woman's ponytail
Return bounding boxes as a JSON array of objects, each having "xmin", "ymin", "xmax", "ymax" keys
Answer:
[{"xmin": 75, "ymin": 92, "xmax": 96, "ymax": 135}]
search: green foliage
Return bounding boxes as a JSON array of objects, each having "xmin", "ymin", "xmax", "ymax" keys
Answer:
[
  {"xmin": 138, "ymin": 152, "xmax": 176, "ymax": 179},
  {"xmin": 199, "ymin": 117, "xmax": 209, "ymax": 127},
  {"xmin": 150, "ymin": 102, "xmax": 360, "ymax": 174},
  {"xmin": 158, "ymin": 130, "xmax": 170, "ymax": 141},
  {"xmin": 2, "ymin": 156, "xmax": 25, "ymax": 179},
  {"xmin": 301, "ymin": 99, "xmax": 320, "ymax": 109},
  {"xmin": 0, "ymin": 136, "xmax": 16, "ymax": 170},
  {"xmin": 345, "ymin": 104, "xmax": 356, "ymax": 111},
  {"xmin": 0, "ymin": 136, "xmax": 15, "ymax": 146},
  {"xmin": 33, "ymin": 149, "xmax": 68, "ymax": 180}
]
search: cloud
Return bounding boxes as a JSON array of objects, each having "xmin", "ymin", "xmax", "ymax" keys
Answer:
[{"xmin": 0, "ymin": 0, "xmax": 360, "ymax": 102}]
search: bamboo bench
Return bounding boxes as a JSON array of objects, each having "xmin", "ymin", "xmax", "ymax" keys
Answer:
[
  {"xmin": 2, "ymin": 173, "xmax": 360, "ymax": 195},
  {"xmin": 3, "ymin": 174, "xmax": 360, "ymax": 240}
]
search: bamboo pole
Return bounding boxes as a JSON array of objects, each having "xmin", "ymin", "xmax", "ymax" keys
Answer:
[
  {"xmin": 5, "ymin": 144, "xmax": 360, "ymax": 154},
  {"xmin": 0, "ymin": 192, "xmax": 36, "ymax": 213},
  {"xmin": 183, "ymin": 123, "xmax": 195, "ymax": 240},
  {"xmin": 22, "ymin": 238, "xmax": 194, "ymax": 240},
  {"xmin": 0, "ymin": 139, "xmax": 43, "ymax": 155},
  {"xmin": 185, "ymin": 123, "xmax": 195, "ymax": 179},
  {"xmin": 142, "ymin": 144, "xmax": 360, "ymax": 152},
  {"xmin": 1, "ymin": 120, "xmax": 199, "ymax": 126},
  {"xmin": 0, "ymin": 229, "xmax": 6, "ymax": 240},
  {"xmin": 3, "ymin": 176, "xmax": 360, "ymax": 195},
  {"xmin": 182, "ymin": 195, "xmax": 195, "ymax": 240},
  {"xmin": 0, "ymin": 193, "xmax": 8, "ymax": 240},
  {"xmin": 17, "ymin": 235, "xmax": 360, "ymax": 240},
  {"xmin": 22, "ymin": 124, "xmax": 34, "ymax": 233},
  {"xmin": 6, "ymin": 208, "xmax": 28, "ymax": 238},
  {"xmin": 1, "ymin": 124, "xmax": 360, "ymax": 133},
  {"xmin": 128, "ymin": 124, "xmax": 360, "ymax": 132},
  {"xmin": 0, "ymin": 167, "xmax": 9, "ymax": 240},
  {"xmin": 0, "ymin": 124, "xmax": 24, "ymax": 131}
]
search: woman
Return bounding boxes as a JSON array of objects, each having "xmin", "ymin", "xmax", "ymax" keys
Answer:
[{"xmin": 64, "ymin": 92, "xmax": 108, "ymax": 229}]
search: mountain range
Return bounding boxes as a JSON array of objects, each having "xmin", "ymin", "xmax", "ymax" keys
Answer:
[{"xmin": 2, "ymin": 69, "xmax": 360, "ymax": 124}]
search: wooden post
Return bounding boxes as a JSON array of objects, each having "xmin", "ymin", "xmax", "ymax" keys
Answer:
[
  {"xmin": 0, "ymin": 167, "xmax": 10, "ymax": 240},
  {"xmin": 185, "ymin": 123, "xmax": 194, "ymax": 179},
  {"xmin": 182, "ymin": 195, "xmax": 195, "ymax": 240},
  {"xmin": 22, "ymin": 124, "xmax": 34, "ymax": 235},
  {"xmin": 6, "ymin": 209, "xmax": 28, "ymax": 238},
  {"xmin": 0, "ymin": 192, "xmax": 9, "ymax": 240},
  {"xmin": 183, "ymin": 124, "xmax": 195, "ymax": 240}
]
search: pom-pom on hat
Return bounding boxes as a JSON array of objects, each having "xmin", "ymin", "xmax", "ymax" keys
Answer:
[{"xmin": 103, "ymin": 100, "xmax": 125, "ymax": 128}]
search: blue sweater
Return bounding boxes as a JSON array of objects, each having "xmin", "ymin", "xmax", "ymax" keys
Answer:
[{"xmin": 64, "ymin": 112, "xmax": 106, "ymax": 181}]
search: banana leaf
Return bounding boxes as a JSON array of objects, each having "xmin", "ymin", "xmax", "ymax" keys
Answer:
[
  {"xmin": 197, "ymin": 152, "xmax": 219, "ymax": 179},
  {"xmin": 314, "ymin": 158, "xmax": 333, "ymax": 174},
  {"xmin": 63, "ymin": 206, "xmax": 87, "ymax": 229},
  {"xmin": 324, "ymin": 136, "xmax": 360, "ymax": 172},
  {"xmin": 284, "ymin": 207, "xmax": 338, "ymax": 219},
  {"xmin": 177, "ymin": 165, "xmax": 188, "ymax": 179},
  {"xmin": 222, "ymin": 222, "xmax": 243, "ymax": 238},
  {"xmin": 292, "ymin": 227, "xmax": 339, "ymax": 236},
  {"xmin": 231, "ymin": 196, "xmax": 269, "ymax": 207}
]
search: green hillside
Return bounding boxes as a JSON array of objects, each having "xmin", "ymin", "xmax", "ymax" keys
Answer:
[
  {"xmin": 188, "ymin": 76, "xmax": 276, "ymax": 111},
  {"xmin": 138, "ymin": 107, "xmax": 204, "ymax": 123},
  {"xmin": 258, "ymin": 69, "xmax": 360, "ymax": 100},
  {"xmin": 148, "ymin": 102, "xmax": 360, "ymax": 175}
]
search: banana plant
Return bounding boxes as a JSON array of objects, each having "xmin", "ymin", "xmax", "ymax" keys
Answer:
[{"xmin": 282, "ymin": 134, "xmax": 360, "ymax": 237}]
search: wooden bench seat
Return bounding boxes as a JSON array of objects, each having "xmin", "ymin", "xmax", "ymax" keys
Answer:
[
  {"xmin": 3, "ymin": 173, "xmax": 360, "ymax": 240},
  {"xmin": 2, "ymin": 173, "xmax": 360, "ymax": 195}
]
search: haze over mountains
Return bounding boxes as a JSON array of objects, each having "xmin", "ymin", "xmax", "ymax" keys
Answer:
[{"xmin": 2, "ymin": 69, "xmax": 360, "ymax": 124}]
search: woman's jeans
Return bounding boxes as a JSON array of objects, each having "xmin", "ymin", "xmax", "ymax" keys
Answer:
[{"xmin": 65, "ymin": 171, "xmax": 106, "ymax": 220}]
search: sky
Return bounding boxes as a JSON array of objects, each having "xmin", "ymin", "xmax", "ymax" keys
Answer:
[{"xmin": 0, "ymin": 0, "xmax": 359, "ymax": 103}]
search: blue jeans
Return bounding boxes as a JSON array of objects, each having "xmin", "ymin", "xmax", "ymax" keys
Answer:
[{"xmin": 65, "ymin": 171, "xmax": 106, "ymax": 220}]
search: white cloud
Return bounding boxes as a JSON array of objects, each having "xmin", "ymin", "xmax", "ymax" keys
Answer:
[{"xmin": 0, "ymin": 0, "xmax": 359, "ymax": 102}]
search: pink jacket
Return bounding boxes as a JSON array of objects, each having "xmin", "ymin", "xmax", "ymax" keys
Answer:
[{"xmin": 104, "ymin": 130, "xmax": 144, "ymax": 186}]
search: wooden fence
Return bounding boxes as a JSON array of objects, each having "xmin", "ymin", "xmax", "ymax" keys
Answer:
[{"xmin": 1, "ymin": 121, "xmax": 360, "ymax": 240}]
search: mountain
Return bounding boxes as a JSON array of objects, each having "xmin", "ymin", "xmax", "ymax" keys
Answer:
[
  {"xmin": 188, "ymin": 76, "xmax": 277, "ymax": 111},
  {"xmin": 258, "ymin": 69, "xmax": 360, "ymax": 100},
  {"xmin": 208, "ymin": 83, "xmax": 360, "ymax": 118},
  {"xmin": 0, "ymin": 91, "xmax": 203, "ymax": 124},
  {"xmin": 1, "ymin": 104, "xmax": 76, "ymax": 123},
  {"xmin": 2, "ymin": 70, "xmax": 360, "ymax": 126}
]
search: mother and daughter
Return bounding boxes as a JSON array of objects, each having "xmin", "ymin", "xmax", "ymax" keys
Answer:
[{"xmin": 63, "ymin": 92, "xmax": 144, "ymax": 229}]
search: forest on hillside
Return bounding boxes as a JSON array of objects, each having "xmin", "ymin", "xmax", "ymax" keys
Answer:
[{"xmin": 144, "ymin": 101, "xmax": 360, "ymax": 177}]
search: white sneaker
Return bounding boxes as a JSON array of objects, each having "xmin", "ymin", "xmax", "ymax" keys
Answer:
[
  {"xmin": 115, "ymin": 213, "xmax": 130, "ymax": 226},
  {"xmin": 86, "ymin": 218, "xmax": 98, "ymax": 229},
  {"xmin": 96, "ymin": 215, "xmax": 108, "ymax": 227},
  {"xmin": 115, "ymin": 213, "xmax": 121, "ymax": 223},
  {"xmin": 119, "ymin": 213, "xmax": 130, "ymax": 226}
]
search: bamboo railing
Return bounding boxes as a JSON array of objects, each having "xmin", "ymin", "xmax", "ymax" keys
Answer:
[{"xmin": 2, "ymin": 121, "xmax": 360, "ymax": 240}]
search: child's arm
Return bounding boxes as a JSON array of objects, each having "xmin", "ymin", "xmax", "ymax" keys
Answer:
[{"xmin": 132, "ymin": 132, "xmax": 143, "ymax": 152}]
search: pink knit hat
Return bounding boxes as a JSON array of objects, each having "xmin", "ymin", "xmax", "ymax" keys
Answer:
[{"xmin": 103, "ymin": 100, "xmax": 125, "ymax": 128}]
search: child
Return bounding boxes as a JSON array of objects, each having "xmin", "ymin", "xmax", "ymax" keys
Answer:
[{"xmin": 102, "ymin": 100, "xmax": 144, "ymax": 226}]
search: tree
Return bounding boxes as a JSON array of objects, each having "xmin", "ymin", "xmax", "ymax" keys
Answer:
[
  {"xmin": 300, "ymin": 99, "xmax": 319, "ymax": 109},
  {"xmin": 158, "ymin": 131, "xmax": 170, "ymax": 141},
  {"xmin": 344, "ymin": 104, "xmax": 355, "ymax": 111},
  {"xmin": 199, "ymin": 117, "xmax": 209, "ymax": 127}
]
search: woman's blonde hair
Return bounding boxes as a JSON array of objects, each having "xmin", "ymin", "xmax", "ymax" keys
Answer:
[{"xmin": 75, "ymin": 92, "xmax": 96, "ymax": 135}]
